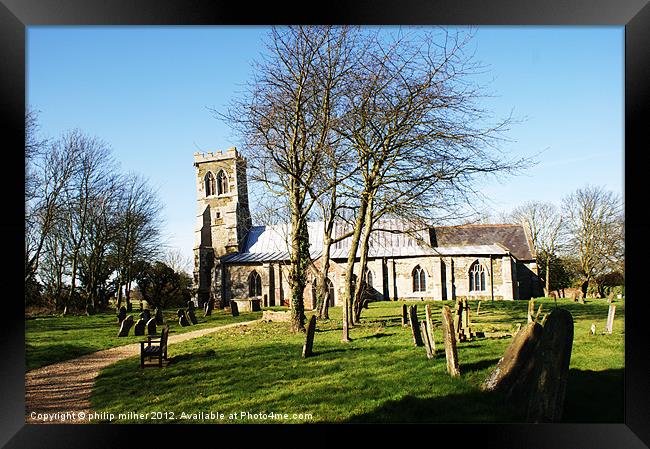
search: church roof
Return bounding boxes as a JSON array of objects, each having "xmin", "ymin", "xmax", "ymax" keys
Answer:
[
  {"xmin": 431, "ymin": 224, "xmax": 535, "ymax": 261},
  {"xmin": 221, "ymin": 220, "xmax": 533, "ymax": 263}
]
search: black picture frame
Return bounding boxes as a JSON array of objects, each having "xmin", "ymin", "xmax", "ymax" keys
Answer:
[{"xmin": 2, "ymin": 0, "xmax": 648, "ymax": 447}]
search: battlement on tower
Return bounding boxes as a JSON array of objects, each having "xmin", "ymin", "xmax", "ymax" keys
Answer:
[{"xmin": 193, "ymin": 147, "xmax": 245, "ymax": 165}]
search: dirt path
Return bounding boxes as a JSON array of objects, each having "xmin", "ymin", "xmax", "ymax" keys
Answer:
[{"xmin": 25, "ymin": 319, "xmax": 261, "ymax": 424}]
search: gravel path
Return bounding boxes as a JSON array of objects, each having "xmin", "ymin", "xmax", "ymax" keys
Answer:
[{"xmin": 25, "ymin": 319, "xmax": 260, "ymax": 424}]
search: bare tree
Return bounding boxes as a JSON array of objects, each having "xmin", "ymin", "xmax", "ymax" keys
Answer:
[
  {"xmin": 509, "ymin": 201, "xmax": 564, "ymax": 296},
  {"xmin": 112, "ymin": 174, "xmax": 164, "ymax": 311},
  {"xmin": 562, "ymin": 185, "xmax": 623, "ymax": 297},
  {"xmin": 334, "ymin": 28, "xmax": 527, "ymax": 330},
  {"xmin": 164, "ymin": 247, "xmax": 193, "ymax": 276},
  {"xmin": 218, "ymin": 26, "xmax": 358, "ymax": 333}
]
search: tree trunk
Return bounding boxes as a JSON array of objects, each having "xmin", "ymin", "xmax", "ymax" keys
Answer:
[
  {"xmin": 288, "ymin": 186, "xmax": 307, "ymax": 333},
  {"xmin": 341, "ymin": 195, "xmax": 369, "ymax": 341},
  {"xmin": 353, "ymin": 197, "xmax": 374, "ymax": 322}
]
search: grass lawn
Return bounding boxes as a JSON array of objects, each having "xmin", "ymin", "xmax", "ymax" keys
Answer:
[
  {"xmin": 90, "ymin": 297, "xmax": 624, "ymax": 423},
  {"xmin": 25, "ymin": 308, "xmax": 263, "ymax": 371}
]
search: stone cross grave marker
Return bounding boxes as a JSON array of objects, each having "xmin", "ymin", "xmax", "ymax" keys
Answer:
[
  {"xmin": 606, "ymin": 304, "xmax": 616, "ymax": 334},
  {"xmin": 117, "ymin": 315, "xmax": 134, "ymax": 337},
  {"xmin": 302, "ymin": 315, "xmax": 317, "ymax": 358},
  {"xmin": 441, "ymin": 305, "xmax": 460, "ymax": 377},
  {"xmin": 481, "ymin": 321, "xmax": 544, "ymax": 403},
  {"xmin": 401, "ymin": 304, "xmax": 408, "ymax": 327},
  {"xmin": 408, "ymin": 305, "xmax": 424, "ymax": 347},
  {"xmin": 146, "ymin": 317, "xmax": 157, "ymax": 335},
  {"xmin": 526, "ymin": 308, "xmax": 574, "ymax": 423},
  {"xmin": 178, "ymin": 309, "xmax": 190, "ymax": 326},
  {"xmin": 134, "ymin": 315, "xmax": 146, "ymax": 336},
  {"xmin": 425, "ymin": 304, "xmax": 436, "ymax": 355}
]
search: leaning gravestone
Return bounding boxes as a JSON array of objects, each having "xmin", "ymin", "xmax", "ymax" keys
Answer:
[
  {"xmin": 178, "ymin": 309, "xmax": 190, "ymax": 327},
  {"xmin": 481, "ymin": 321, "xmax": 544, "ymax": 402},
  {"xmin": 420, "ymin": 321, "xmax": 435, "ymax": 359},
  {"xmin": 85, "ymin": 303, "xmax": 95, "ymax": 316},
  {"xmin": 302, "ymin": 315, "xmax": 317, "ymax": 358},
  {"xmin": 146, "ymin": 317, "xmax": 157, "ymax": 335},
  {"xmin": 187, "ymin": 308, "xmax": 198, "ymax": 325},
  {"xmin": 230, "ymin": 300, "xmax": 239, "ymax": 317},
  {"xmin": 526, "ymin": 308, "xmax": 574, "ymax": 423},
  {"xmin": 408, "ymin": 305, "xmax": 424, "ymax": 347},
  {"xmin": 118, "ymin": 315, "xmax": 134, "ymax": 337},
  {"xmin": 134, "ymin": 318, "xmax": 146, "ymax": 336},
  {"xmin": 204, "ymin": 301, "xmax": 212, "ymax": 317},
  {"xmin": 441, "ymin": 305, "xmax": 460, "ymax": 377},
  {"xmin": 425, "ymin": 304, "xmax": 436, "ymax": 355},
  {"xmin": 401, "ymin": 304, "xmax": 408, "ymax": 327},
  {"xmin": 117, "ymin": 306, "xmax": 127, "ymax": 324}
]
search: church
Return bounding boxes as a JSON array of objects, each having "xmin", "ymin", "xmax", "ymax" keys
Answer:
[{"xmin": 193, "ymin": 148, "xmax": 542, "ymax": 310}]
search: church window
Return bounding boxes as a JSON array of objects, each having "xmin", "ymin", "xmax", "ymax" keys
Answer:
[
  {"xmin": 204, "ymin": 172, "xmax": 216, "ymax": 196},
  {"xmin": 364, "ymin": 268, "xmax": 374, "ymax": 289},
  {"xmin": 217, "ymin": 170, "xmax": 228, "ymax": 195},
  {"xmin": 248, "ymin": 271, "xmax": 262, "ymax": 297},
  {"xmin": 469, "ymin": 261, "xmax": 486, "ymax": 292},
  {"xmin": 412, "ymin": 265, "xmax": 426, "ymax": 292}
]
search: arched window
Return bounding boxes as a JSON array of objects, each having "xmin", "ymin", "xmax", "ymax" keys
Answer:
[
  {"xmin": 412, "ymin": 265, "xmax": 426, "ymax": 292},
  {"xmin": 364, "ymin": 268, "xmax": 374, "ymax": 289},
  {"xmin": 469, "ymin": 261, "xmax": 486, "ymax": 292},
  {"xmin": 204, "ymin": 172, "xmax": 216, "ymax": 196},
  {"xmin": 217, "ymin": 170, "xmax": 228, "ymax": 195},
  {"xmin": 248, "ymin": 271, "xmax": 262, "ymax": 297}
]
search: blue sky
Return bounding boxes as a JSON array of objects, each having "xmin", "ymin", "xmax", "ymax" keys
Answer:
[{"xmin": 27, "ymin": 26, "xmax": 624, "ymax": 265}]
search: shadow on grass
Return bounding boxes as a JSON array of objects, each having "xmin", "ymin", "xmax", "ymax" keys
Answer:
[
  {"xmin": 344, "ymin": 390, "xmax": 518, "ymax": 423},
  {"xmin": 563, "ymin": 368, "xmax": 623, "ymax": 422},
  {"xmin": 460, "ymin": 358, "xmax": 501, "ymax": 372}
]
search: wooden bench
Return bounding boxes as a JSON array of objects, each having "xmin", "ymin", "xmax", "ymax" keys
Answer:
[{"xmin": 140, "ymin": 324, "xmax": 169, "ymax": 368}]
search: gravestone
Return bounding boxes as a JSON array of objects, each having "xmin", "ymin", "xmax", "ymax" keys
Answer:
[
  {"xmin": 187, "ymin": 308, "xmax": 198, "ymax": 325},
  {"xmin": 476, "ymin": 301, "xmax": 481, "ymax": 316},
  {"xmin": 142, "ymin": 309, "xmax": 151, "ymax": 323},
  {"xmin": 178, "ymin": 309, "xmax": 190, "ymax": 327},
  {"xmin": 86, "ymin": 303, "xmax": 95, "ymax": 316},
  {"xmin": 302, "ymin": 315, "xmax": 317, "ymax": 358},
  {"xmin": 401, "ymin": 304, "xmax": 408, "ymax": 327},
  {"xmin": 117, "ymin": 306, "xmax": 127, "ymax": 324},
  {"xmin": 408, "ymin": 305, "xmax": 424, "ymax": 347},
  {"xmin": 526, "ymin": 308, "xmax": 574, "ymax": 423},
  {"xmin": 187, "ymin": 300, "xmax": 195, "ymax": 311},
  {"xmin": 455, "ymin": 298, "xmax": 473, "ymax": 341},
  {"xmin": 606, "ymin": 304, "xmax": 616, "ymax": 334},
  {"xmin": 146, "ymin": 318, "xmax": 157, "ymax": 335},
  {"xmin": 441, "ymin": 305, "xmax": 460, "ymax": 377},
  {"xmin": 134, "ymin": 318, "xmax": 145, "ymax": 336},
  {"xmin": 534, "ymin": 304, "xmax": 543, "ymax": 323},
  {"xmin": 481, "ymin": 321, "xmax": 544, "ymax": 402},
  {"xmin": 204, "ymin": 301, "xmax": 212, "ymax": 317},
  {"xmin": 230, "ymin": 300, "xmax": 239, "ymax": 317},
  {"xmin": 154, "ymin": 307, "xmax": 163, "ymax": 325},
  {"xmin": 425, "ymin": 304, "xmax": 436, "ymax": 355},
  {"xmin": 590, "ymin": 323, "xmax": 596, "ymax": 335},
  {"xmin": 420, "ymin": 321, "xmax": 435, "ymax": 359},
  {"xmin": 527, "ymin": 299, "xmax": 535, "ymax": 323},
  {"xmin": 118, "ymin": 315, "xmax": 134, "ymax": 337}
]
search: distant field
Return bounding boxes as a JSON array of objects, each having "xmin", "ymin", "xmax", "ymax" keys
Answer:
[
  {"xmin": 25, "ymin": 308, "xmax": 262, "ymax": 371},
  {"xmin": 89, "ymin": 298, "xmax": 624, "ymax": 423}
]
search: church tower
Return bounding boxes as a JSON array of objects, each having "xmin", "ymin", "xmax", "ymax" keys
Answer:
[{"xmin": 193, "ymin": 147, "xmax": 251, "ymax": 307}]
